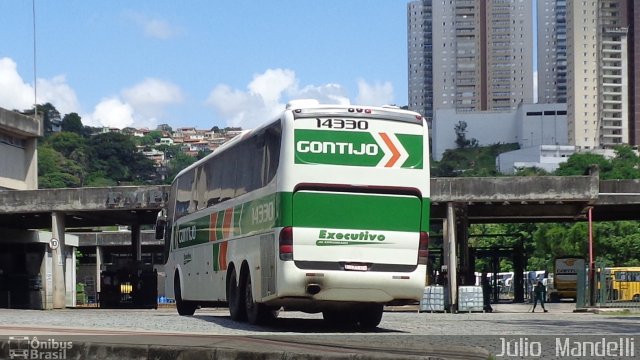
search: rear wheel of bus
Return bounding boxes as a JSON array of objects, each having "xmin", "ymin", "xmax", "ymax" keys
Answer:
[
  {"xmin": 227, "ymin": 267, "xmax": 246, "ymax": 321},
  {"xmin": 322, "ymin": 304, "xmax": 383, "ymax": 329},
  {"xmin": 243, "ymin": 271, "xmax": 278, "ymax": 324},
  {"xmin": 174, "ymin": 274, "xmax": 197, "ymax": 316}
]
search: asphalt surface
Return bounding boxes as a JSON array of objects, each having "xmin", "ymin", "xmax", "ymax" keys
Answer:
[{"xmin": 0, "ymin": 302, "xmax": 638, "ymax": 359}]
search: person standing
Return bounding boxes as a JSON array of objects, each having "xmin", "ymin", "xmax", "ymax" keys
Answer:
[{"xmin": 532, "ymin": 281, "xmax": 548, "ymax": 312}]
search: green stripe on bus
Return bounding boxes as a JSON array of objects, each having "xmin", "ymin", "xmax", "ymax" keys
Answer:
[
  {"xmin": 292, "ymin": 192, "xmax": 421, "ymax": 232},
  {"xmin": 215, "ymin": 210, "xmax": 225, "ymax": 240},
  {"xmin": 175, "ymin": 216, "xmax": 210, "ymax": 248},
  {"xmin": 175, "ymin": 192, "xmax": 430, "ymax": 249},
  {"xmin": 396, "ymin": 134, "xmax": 423, "ymax": 169}
]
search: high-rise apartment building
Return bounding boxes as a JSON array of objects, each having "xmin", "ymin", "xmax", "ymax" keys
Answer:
[
  {"xmin": 537, "ymin": 0, "xmax": 568, "ymax": 104},
  {"xmin": 630, "ymin": 2, "xmax": 640, "ymax": 145},
  {"xmin": 407, "ymin": 0, "xmax": 434, "ymax": 122},
  {"xmin": 565, "ymin": 0, "xmax": 629, "ymax": 149},
  {"xmin": 408, "ymin": 0, "xmax": 534, "ymax": 123}
]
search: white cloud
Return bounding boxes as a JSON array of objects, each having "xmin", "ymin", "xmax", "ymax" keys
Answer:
[
  {"xmin": 0, "ymin": 57, "xmax": 34, "ymax": 111},
  {"xmin": 205, "ymin": 68, "xmax": 391, "ymax": 129},
  {"xmin": 125, "ymin": 12, "xmax": 181, "ymax": 40},
  {"xmin": 36, "ymin": 75, "xmax": 80, "ymax": 115},
  {"xmin": 84, "ymin": 78, "xmax": 183, "ymax": 129},
  {"xmin": 122, "ymin": 78, "xmax": 184, "ymax": 119},
  {"xmin": 355, "ymin": 79, "xmax": 394, "ymax": 106},
  {"xmin": 0, "ymin": 57, "xmax": 79, "ymax": 115},
  {"xmin": 85, "ymin": 98, "xmax": 135, "ymax": 129},
  {"xmin": 295, "ymin": 84, "xmax": 350, "ymax": 105}
]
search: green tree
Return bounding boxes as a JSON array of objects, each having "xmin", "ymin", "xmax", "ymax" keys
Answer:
[
  {"xmin": 61, "ymin": 113, "xmax": 84, "ymax": 134},
  {"xmin": 47, "ymin": 132, "xmax": 86, "ymax": 158},
  {"xmin": 36, "ymin": 103, "xmax": 62, "ymax": 137},
  {"xmin": 454, "ymin": 121, "xmax": 478, "ymax": 149},
  {"xmin": 607, "ymin": 145, "xmax": 640, "ymax": 180},
  {"xmin": 165, "ymin": 151, "xmax": 196, "ymax": 183},
  {"xmin": 554, "ymin": 152, "xmax": 609, "ymax": 176},
  {"xmin": 87, "ymin": 132, "xmax": 155, "ymax": 183},
  {"xmin": 37, "ymin": 146, "xmax": 82, "ymax": 188},
  {"xmin": 138, "ymin": 130, "xmax": 164, "ymax": 147}
]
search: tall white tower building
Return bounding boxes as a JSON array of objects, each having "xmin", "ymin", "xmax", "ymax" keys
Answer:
[{"xmin": 408, "ymin": 0, "xmax": 535, "ymax": 124}]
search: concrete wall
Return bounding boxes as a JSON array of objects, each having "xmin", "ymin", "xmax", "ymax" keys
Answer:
[
  {"xmin": 432, "ymin": 108, "xmax": 517, "ymax": 161},
  {"xmin": 432, "ymin": 103, "xmax": 568, "ymax": 161},
  {"xmin": 0, "ymin": 107, "xmax": 41, "ymax": 190},
  {"xmin": 497, "ymin": 145, "xmax": 576, "ymax": 174}
]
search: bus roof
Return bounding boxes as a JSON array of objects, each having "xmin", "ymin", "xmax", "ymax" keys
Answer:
[
  {"xmin": 288, "ymin": 101, "xmax": 424, "ymax": 125},
  {"xmin": 172, "ymin": 100, "xmax": 425, "ymax": 181}
]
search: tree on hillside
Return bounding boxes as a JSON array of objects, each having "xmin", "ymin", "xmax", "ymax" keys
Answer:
[
  {"xmin": 165, "ymin": 151, "xmax": 196, "ymax": 184},
  {"xmin": 454, "ymin": 121, "xmax": 478, "ymax": 149},
  {"xmin": 554, "ymin": 152, "xmax": 609, "ymax": 176},
  {"xmin": 61, "ymin": 113, "xmax": 84, "ymax": 135},
  {"xmin": 138, "ymin": 130, "xmax": 163, "ymax": 147},
  {"xmin": 554, "ymin": 145, "xmax": 639, "ymax": 180},
  {"xmin": 47, "ymin": 132, "xmax": 86, "ymax": 158},
  {"xmin": 38, "ymin": 146, "xmax": 83, "ymax": 188},
  {"xmin": 608, "ymin": 145, "xmax": 640, "ymax": 179},
  {"xmin": 36, "ymin": 103, "xmax": 62, "ymax": 137},
  {"xmin": 87, "ymin": 132, "xmax": 155, "ymax": 183}
]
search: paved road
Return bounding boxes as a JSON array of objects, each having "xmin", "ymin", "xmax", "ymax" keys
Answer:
[
  {"xmin": 0, "ymin": 302, "xmax": 638, "ymax": 359},
  {"xmin": 1, "ymin": 302, "xmax": 638, "ymax": 335}
]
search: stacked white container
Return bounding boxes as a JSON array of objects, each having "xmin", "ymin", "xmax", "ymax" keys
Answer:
[
  {"xmin": 419, "ymin": 285, "xmax": 447, "ymax": 312},
  {"xmin": 458, "ymin": 286, "xmax": 484, "ymax": 312}
]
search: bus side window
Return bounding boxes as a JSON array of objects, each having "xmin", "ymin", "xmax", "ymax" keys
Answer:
[
  {"xmin": 175, "ymin": 170, "xmax": 195, "ymax": 219},
  {"xmin": 234, "ymin": 140, "xmax": 256, "ymax": 197},
  {"xmin": 263, "ymin": 122, "xmax": 281, "ymax": 185},
  {"xmin": 205, "ymin": 160, "xmax": 221, "ymax": 207},
  {"xmin": 220, "ymin": 152, "xmax": 236, "ymax": 202},
  {"xmin": 195, "ymin": 166, "xmax": 207, "ymax": 211}
]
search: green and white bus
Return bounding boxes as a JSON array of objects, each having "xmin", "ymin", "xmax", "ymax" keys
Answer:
[{"xmin": 156, "ymin": 100, "xmax": 430, "ymax": 328}]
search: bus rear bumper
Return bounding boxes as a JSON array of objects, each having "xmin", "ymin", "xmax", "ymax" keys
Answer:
[{"xmin": 273, "ymin": 261, "xmax": 425, "ymax": 304}]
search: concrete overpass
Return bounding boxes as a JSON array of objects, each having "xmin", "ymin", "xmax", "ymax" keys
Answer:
[{"xmin": 1, "ymin": 173, "xmax": 640, "ymax": 310}]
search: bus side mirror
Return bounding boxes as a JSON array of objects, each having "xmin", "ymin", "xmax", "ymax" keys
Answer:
[{"xmin": 155, "ymin": 219, "xmax": 166, "ymax": 240}]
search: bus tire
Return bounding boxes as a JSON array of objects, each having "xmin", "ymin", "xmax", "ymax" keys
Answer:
[
  {"xmin": 322, "ymin": 309, "xmax": 356, "ymax": 328},
  {"xmin": 174, "ymin": 274, "xmax": 197, "ymax": 316},
  {"xmin": 227, "ymin": 268, "xmax": 246, "ymax": 321},
  {"xmin": 356, "ymin": 304, "xmax": 383, "ymax": 329},
  {"xmin": 633, "ymin": 294, "xmax": 640, "ymax": 302},
  {"xmin": 243, "ymin": 272, "xmax": 277, "ymax": 325}
]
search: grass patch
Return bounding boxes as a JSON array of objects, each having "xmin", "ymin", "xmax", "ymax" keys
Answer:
[{"xmin": 597, "ymin": 309, "xmax": 640, "ymax": 316}]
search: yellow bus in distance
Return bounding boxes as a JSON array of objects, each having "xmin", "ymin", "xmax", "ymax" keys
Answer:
[{"xmin": 606, "ymin": 267, "xmax": 640, "ymax": 302}]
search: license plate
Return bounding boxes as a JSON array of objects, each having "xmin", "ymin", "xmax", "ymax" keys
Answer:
[{"xmin": 344, "ymin": 263, "xmax": 368, "ymax": 271}]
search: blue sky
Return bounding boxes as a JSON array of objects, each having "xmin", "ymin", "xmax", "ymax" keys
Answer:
[{"xmin": 0, "ymin": 1, "xmax": 410, "ymax": 130}]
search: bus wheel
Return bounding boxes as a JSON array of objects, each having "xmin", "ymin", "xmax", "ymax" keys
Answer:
[
  {"xmin": 356, "ymin": 304, "xmax": 383, "ymax": 329},
  {"xmin": 633, "ymin": 294, "xmax": 640, "ymax": 302},
  {"xmin": 174, "ymin": 275, "xmax": 197, "ymax": 316},
  {"xmin": 227, "ymin": 268, "xmax": 246, "ymax": 321},
  {"xmin": 243, "ymin": 273, "xmax": 277, "ymax": 325},
  {"xmin": 322, "ymin": 310, "xmax": 357, "ymax": 328}
]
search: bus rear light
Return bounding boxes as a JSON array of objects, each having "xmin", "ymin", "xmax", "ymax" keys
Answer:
[
  {"xmin": 418, "ymin": 231, "xmax": 429, "ymax": 265},
  {"xmin": 279, "ymin": 227, "xmax": 293, "ymax": 261}
]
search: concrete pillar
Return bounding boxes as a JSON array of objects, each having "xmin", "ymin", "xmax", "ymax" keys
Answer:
[
  {"xmin": 65, "ymin": 247, "xmax": 76, "ymax": 307},
  {"xmin": 40, "ymin": 245, "xmax": 53, "ymax": 309},
  {"xmin": 444, "ymin": 202, "xmax": 458, "ymax": 312},
  {"xmin": 457, "ymin": 207, "xmax": 470, "ymax": 285},
  {"xmin": 96, "ymin": 246, "xmax": 103, "ymax": 295},
  {"xmin": 51, "ymin": 212, "xmax": 66, "ymax": 309},
  {"xmin": 131, "ymin": 224, "xmax": 142, "ymax": 262}
]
